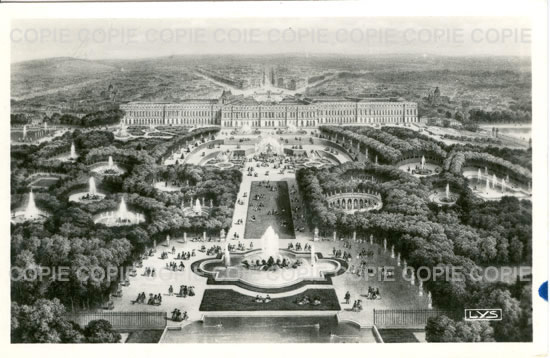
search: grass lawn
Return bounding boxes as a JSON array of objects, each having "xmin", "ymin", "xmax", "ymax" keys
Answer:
[
  {"xmin": 199, "ymin": 289, "xmax": 341, "ymax": 311},
  {"xmin": 244, "ymin": 181, "xmax": 295, "ymax": 240},
  {"xmin": 125, "ymin": 329, "xmax": 164, "ymax": 343},
  {"xmin": 378, "ymin": 329, "xmax": 421, "ymax": 343},
  {"xmin": 31, "ymin": 177, "xmax": 60, "ymax": 188}
]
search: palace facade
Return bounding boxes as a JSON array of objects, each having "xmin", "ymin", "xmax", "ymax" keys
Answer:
[{"xmin": 120, "ymin": 93, "xmax": 418, "ymax": 129}]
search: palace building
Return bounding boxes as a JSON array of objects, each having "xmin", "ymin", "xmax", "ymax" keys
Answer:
[{"xmin": 120, "ymin": 91, "xmax": 418, "ymax": 129}]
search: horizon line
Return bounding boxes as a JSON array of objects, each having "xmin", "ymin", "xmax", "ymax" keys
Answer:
[{"xmin": 11, "ymin": 52, "xmax": 533, "ymax": 65}]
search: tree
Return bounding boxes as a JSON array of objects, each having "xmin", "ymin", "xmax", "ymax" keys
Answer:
[
  {"xmin": 426, "ymin": 315, "xmax": 494, "ymax": 342},
  {"xmin": 11, "ymin": 299, "xmax": 83, "ymax": 343},
  {"xmin": 474, "ymin": 287, "xmax": 524, "ymax": 342},
  {"xmin": 84, "ymin": 319, "xmax": 121, "ymax": 343},
  {"xmin": 426, "ymin": 315, "xmax": 456, "ymax": 342}
]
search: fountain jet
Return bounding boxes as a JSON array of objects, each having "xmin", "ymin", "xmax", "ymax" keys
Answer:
[
  {"xmin": 117, "ymin": 197, "xmax": 128, "ymax": 222},
  {"xmin": 261, "ymin": 226, "xmax": 280, "ymax": 259},
  {"xmin": 421, "ymin": 155, "xmax": 425, "ymax": 170},
  {"xmin": 24, "ymin": 190, "xmax": 39, "ymax": 219},
  {"xmin": 108, "ymin": 156, "xmax": 114, "ymax": 169},
  {"xmin": 70, "ymin": 142, "xmax": 77, "ymax": 159},
  {"xmin": 225, "ymin": 241, "xmax": 231, "ymax": 267},
  {"xmin": 89, "ymin": 177, "xmax": 97, "ymax": 196},
  {"xmin": 445, "ymin": 183, "xmax": 450, "ymax": 200},
  {"xmin": 194, "ymin": 198, "xmax": 202, "ymax": 215}
]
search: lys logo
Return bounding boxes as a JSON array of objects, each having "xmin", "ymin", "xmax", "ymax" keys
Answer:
[{"xmin": 464, "ymin": 309, "xmax": 502, "ymax": 321}]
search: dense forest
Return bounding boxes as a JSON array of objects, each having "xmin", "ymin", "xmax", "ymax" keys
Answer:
[
  {"xmin": 11, "ymin": 127, "xmax": 241, "ymax": 316},
  {"xmin": 295, "ymin": 127, "xmax": 532, "ymax": 342}
]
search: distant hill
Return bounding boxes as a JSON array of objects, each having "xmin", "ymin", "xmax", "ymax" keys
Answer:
[
  {"xmin": 11, "ymin": 57, "xmax": 117, "ymax": 99},
  {"xmin": 12, "ymin": 57, "xmax": 117, "ymax": 77}
]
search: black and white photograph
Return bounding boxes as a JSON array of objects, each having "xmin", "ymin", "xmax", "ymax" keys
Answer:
[{"xmin": 2, "ymin": 0, "xmax": 548, "ymax": 353}]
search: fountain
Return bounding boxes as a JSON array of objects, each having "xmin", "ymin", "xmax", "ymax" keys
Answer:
[
  {"xmin": 239, "ymin": 123, "xmax": 252, "ymax": 134},
  {"xmin": 485, "ymin": 167, "xmax": 488, "ymax": 175},
  {"xmin": 195, "ymin": 225, "xmax": 343, "ymax": 290},
  {"xmin": 24, "ymin": 190, "xmax": 39, "ymax": 219},
  {"xmin": 287, "ymin": 123, "xmax": 298, "ymax": 133},
  {"xmin": 477, "ymin": 168, "xmax": 482, "ymax": 181},
  {"xmin": 375, "ymin": 155, "xmax": 378, "ymax": 165},
  {"xmin": 486, "ymin": 177, "xmax": 490, "ymax": 191},
  {"xmin": 44, "ymin": 122, "xmax": 48, "ymax": 130},
  {"xmin": 70, "ymin": 142, "xmax": 77, "ymax": 160},
  {"xmin": 117, "ymin": 197, "xmax": 128, "ymax": 222},
  {"xmin": 22, "ymin": 125, "xmax": 27, "ymax": 139},
  {"xmin": 89, "ymin": 177, "xmax": 97, "ymax": 196},
  {"xmin": 91, "ymin": 155, "xmax": 125, "ymax": 176},
  {"xmin": 213, "ymin": 151, "xmax": 235, "ymax": 169},
  {"xmin": 431, "ymin": 183, "xmax": 456, "ymax": 205},
  {"xmin": 11, "ymin": 189, "xmax": 48, "ymax": 223},
  {"xmin": 492, "ymin": 174, "xmax": 497, "ymax": 188},
  {"xmin": 69, "ymin": 177, "xmax": 105, "ymax": 202},
  {"xmin": 261, "ymin": 226, "xmax": 280, "ymax": 259},
  {"xmin": 117, "ymin": 122, "xmax": 129, "ymax": 137},
  {"xmin": 225, "ymin": 241, "xmax": 231, "ymax": 266},
  {"xmin": 501, "ymin": 178, "xmax": 506, "ymax": 193},
  {"xmin": 93, "ymin": 197, "xmax": 144, "ymax": 226},
  {"xmin": 193, "ymin": 198, "xmax": 202, "ymax": 215},
  {"xmin": 421, "ymin": 155, "xmax": 425, "ymax": 170}
]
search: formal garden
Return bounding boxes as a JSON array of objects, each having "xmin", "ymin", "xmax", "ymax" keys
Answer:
[
  {"xmin": 11, "ymin": 122, "xmax": 533, "ymax": 343},
  {"xmin": 244, "ymin": 181, "xmax": 295, "ymax": 240}
]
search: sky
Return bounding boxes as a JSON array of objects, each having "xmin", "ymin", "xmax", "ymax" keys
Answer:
[{"xmin": 11, "ymin": 17, "xmax": 532, "ymax": 63}]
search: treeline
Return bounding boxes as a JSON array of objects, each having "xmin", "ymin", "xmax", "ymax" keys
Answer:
[
  {"xmin": 10, "ymin": 127, "xmax": 239, "ymax": 315},
  {"xmin": 381, "ymin": 127, "xmax": 448, "ymax": 159},
  {"xmin": 469, "ymin": 108, "xmax": 531, "ymax": 123},
  {"xmin": 320, "ymin": 126, "xmax": 401, "ymax": 163},
  {"xmin": 445, "ymin": 150, "xmax": 532, "ymax": 182},
  {"xmin": 11, "ymin": 113, "xmax": 30, "ymax": 125},
  {"xmin": 450, "ymin": 143, "xmax": 532, "ymax": 170},
  {"xmin": 11, "ymin": 224, "xmax": 133, "ymax": 309},
  {"xmin": 320, "ymin": 126, "xmax": 447, "ymax": 164},
  {"xmin": 46, "ymin": 109, "xmax": 125, "ymax": 127},
  {"xmin": 148, "ymin": 127, "xmax": 219, "ymax": 162},
  {"xmin": 12, "ymin": 299, "xmax": 120, "ymax": 343},
  {"xmin": 296, "ymin": 165, "xmax": 532, "ymax": 341}
]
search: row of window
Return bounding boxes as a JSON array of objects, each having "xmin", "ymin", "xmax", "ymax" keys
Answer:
[
  {"xmin": 125, "ymin": 107, "xmax": 417, "ymax": 119},
  {"xmin": 125, "ymin": 115, "xmax": 419, "ymax": 126}
]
